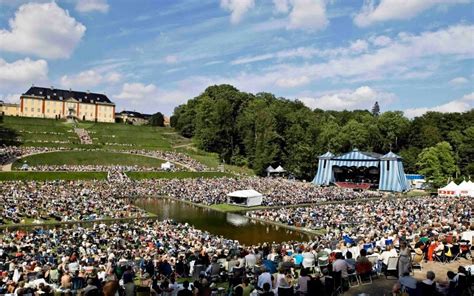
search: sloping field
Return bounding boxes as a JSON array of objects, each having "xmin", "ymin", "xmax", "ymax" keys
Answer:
[
  {"xmin": 12, "ymin": 151, "xmax": 164, "ymax": 168},
  {"xmin": 1, "ymin": 116, "xmax": 186, "ymax": 150}
]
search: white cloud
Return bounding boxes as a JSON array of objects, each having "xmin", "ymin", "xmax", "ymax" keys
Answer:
[
  {"xmin": 370, "ymin": 35, "xmax": 392, "ymax": 47},
  {"xmin": 75, "ymin": 0, "xmax": 109, "ymax": 13},
  {"xmin": 449, "ymin": 76, "xmax": 469, "ymax": 85},
  {"xmin": 0, "ymin": 2, "xmax": 86, "ymax": 59},
  {"xmin": 275, "ymin": 76, "xmax": 310, "ymax": 88},
  {"xmin": 114, "ymin": 80, "xmax": 206, "ymax": 114},
  {"xmin": 287, "ymin": 0, "xmax": 328, "ymax": 31},
  {"xmin": 59, "ymin": 70, "xmax": 122, "ymax": 89},
  {"xmin": 404, "ymin": 92, "xmax": 474, "ymax": 118},
  {"xmin": 299, "ymin": 86, "xmax": 396, "ymax": 111},
  {"xmin": 350, "ymin": 39, "xmax": 369, "ymax": 53},
  {"xmin": 220, "ymin": 0, "xmax": 255, "ymax": 24},
  {"xmin": 1, "ymin": 93, "xmax": 22, "ymax": 103},
  {"xmin": 231, "ymin": 47, "xmax": 318, "ymax": 65},
  {"xmin": 241, "ymin": 24, "xmax": 474, "ymax": 87},
  {"xmin": 354, "ymin": 0, "xmax": 469, "ymax": 27},
  {"xmin": 273, "ymin": 0, "xmax": 289, "ymax": 13},
  {"xmin": 115, "ymin": 83, "xmax": 157, "ymax": 103},
  {"xmin": 0, "ymin": 58, "xmax": 48, "ymax": 87}
]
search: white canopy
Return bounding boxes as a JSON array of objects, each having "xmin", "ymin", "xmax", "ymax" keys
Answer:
[
  {"xmin": 266, "ymin": 165, "xmax": 275, "ymax": 172},
  {"xmin": 227, "ymin": 190, "xmax": 263, "ymax": 207},
  {"xmin": 227, "ymin": 189, "xmax": 262, "ymax": 198},
  {"xmin": 438, "ymin": 181, "xmax": 459, "ymax": 197},
  {"xmin": 458, "ymin": 180, "xmax": 474, "ymax": 197},
  {"xmin": 161, "ymin": 161, "xmax": 175, "ymax": 170},
  {"xmin": 273, "ymin": 165, "xmax": 286, "ymax": 173}
]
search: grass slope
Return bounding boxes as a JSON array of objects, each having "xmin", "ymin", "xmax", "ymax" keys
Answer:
[
  {"xmin": 13, "ymin": 151, "xmax": 164, "ymax": 168},
  {"xmin": 0, "ymin": 172, "xmax": 107, "ymax": 181},
  {"xmin": 127, "ymin": 171, "xmax": 233, "ymax": 180}
]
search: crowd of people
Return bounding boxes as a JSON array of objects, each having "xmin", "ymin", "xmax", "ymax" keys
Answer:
[
  {"xmin": 127, "ymin": 150, "xmax": 208, "ymax": 172},
  {"xmin": 246, "ymin": 196, "xmax": 472, "ymax": 242},
  {"xmin": 0, "ymin": 217, "xmax": 471, "ymax": 296},
  {"xmin": 156, "ymin": 177, "xmax": 383, "ymax": 206},
  {"xmin": 0, "ymin": 145, "xmax": 208, "ymax": 172},
  {"xmin": 23, "ymin": 165, "xmax": 183, "ymax": 172},
  {"xmin": 75, "ymin": 128, "xmax": 93, "ymax": 145},
  {"xmin": 0, "ymin": 180, "xmax": 149, "ymax": 225},
  {"xmin": 0, "ymin": 146, "xmax": 63, "ymax": 166}
]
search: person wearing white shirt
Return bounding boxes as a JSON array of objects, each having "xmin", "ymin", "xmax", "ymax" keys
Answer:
[
  {"xmin": 257, "ymin": 269, "xmax": 272, "ymax": 290},
  {"xmin": 379, "ymin": 245, "xmax": 397, "ymax": 267}
]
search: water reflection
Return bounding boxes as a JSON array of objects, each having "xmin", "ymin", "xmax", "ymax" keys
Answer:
[
  {"xmin": 135, "ymin": 198, "xmax": 309, "ymax": 245},
  {"xmin": 226, "ymin": 213, "xmax": 249, "ymax": 226}
]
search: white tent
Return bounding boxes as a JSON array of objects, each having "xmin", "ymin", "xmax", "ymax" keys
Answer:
[
  {"xmin": 227, "ymin": 189, "xmax": 263, "ymax": 207},
  {"xmin": 161, "ymin": 161, "xmax": 175, "ymax": 171},
  {"xmin": 266, "ymin": 165, "xmax": 275, "ymax": 177},
  {"xmin": 274, "ymin": 165, "xmax": 286, "ymax": 173},
  {"xmin": 458, "ymin": 180, "xmax": 474, "ymax": 197},
  {"xmin": 438, "ymin": 181, "xmax": 459, "ymax": 197},
  {"xmin": 266, "ymin": 165, "xmax": 275, "ymax": 172}
]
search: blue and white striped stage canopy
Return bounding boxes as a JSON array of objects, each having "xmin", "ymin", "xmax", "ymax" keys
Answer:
[{"xmin": 312, "ymin": 149, "xmax": 409, "ymax": 192}]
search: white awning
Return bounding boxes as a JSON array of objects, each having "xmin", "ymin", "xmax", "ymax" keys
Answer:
[{"xmin": 227, "ymin": 189, "xmax": 263, "ymax": 198}]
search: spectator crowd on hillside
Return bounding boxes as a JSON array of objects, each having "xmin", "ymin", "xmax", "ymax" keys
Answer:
[
  {"xmin": 23, "ymin": 165, "xmax": 183, "ymax": 172},
  {"xmin": 0, "ymin": 145, "xmax": 208, "ymax": 172},
  {"xmin": 0, "ymin": 181, "xmax": 148, "ymax": 225},
  {"xmin": 156, "ymin": 177, "xmax": 383, "ymax": 206}
]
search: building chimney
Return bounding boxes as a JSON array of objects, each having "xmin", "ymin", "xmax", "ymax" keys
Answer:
[
  {"xmin": 87, "ymin": 90, "xmax": 90, "ymax": 94},
  {"xmin": 50, "ymin": 86, "xmax": 54, "ymax": 90}
]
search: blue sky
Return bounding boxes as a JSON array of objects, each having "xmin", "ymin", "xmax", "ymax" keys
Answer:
[{"xmin": 0, "ymin": 0, "xmax": 473, "ymax": 117}]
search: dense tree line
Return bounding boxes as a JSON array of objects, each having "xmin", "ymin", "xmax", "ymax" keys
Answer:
[{"xmin": 171, "ymin": 85, "xmax": 473, "ymax": 183}]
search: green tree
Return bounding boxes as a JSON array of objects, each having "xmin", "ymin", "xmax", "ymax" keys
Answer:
[
  {"xmin": 149, "ymin": 112, "xmax": 165, "ymax": 126},
  {"xmin": 371, "ymin": 101, "xmax": 380, "ymax": 116},
  {"xmin": 378, "ymin": 111, "xmax": 410, "ymax": 151},
  {"xmin": 417, "ymin": 142, "xmax": 459, "ymax": 187}
]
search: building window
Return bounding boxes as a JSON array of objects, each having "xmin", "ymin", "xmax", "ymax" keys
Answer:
[
  {"xmin": 47, "ymin": 109, "xmax": 50, "ymax": 113},
  {"xmin": 47, "ymin": 95, "xmax": 50, "ymax": 99},
  {"xmin": 386, "ymin": 160, "xmax": 390, "ymax": 170},
  {"xmin": 31, "ymin": 107, "xmax": 34, "ymax": 111},
  {"xmin": 37, "ymin": 108, "xmax": 40, "ymax": 112}
]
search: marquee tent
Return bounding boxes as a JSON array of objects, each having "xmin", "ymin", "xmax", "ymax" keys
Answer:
[
  {"xmin": 312, "ymin": 149, "xmax": 409, "ymax": 192},
  {"xmin": 227, "ymin": 189, "xmax": 263, "ymax": 207},
  {"xmin": 274, "ymin": 166, "xmax": 286, "ymax": 173},
  {"xmin": 438, "ymin": 181, "xmax": 459, "ymax": 197},
  {"xmin": 458, "ymin": 180, "xmax": 474, "ymax": 197}
]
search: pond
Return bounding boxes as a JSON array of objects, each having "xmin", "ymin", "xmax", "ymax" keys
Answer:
[{"xmin": 134, "ymin": 198, "xmax": 310, "ymax": 245}]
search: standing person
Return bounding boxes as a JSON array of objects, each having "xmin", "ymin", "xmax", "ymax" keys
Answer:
[
  {"xmin": 177, "ymin": 281, "xmax": 192, "ymax": 296},
  {"xmin": 398, "ymin": 241, "xmax": 411, "ymax": 277}
]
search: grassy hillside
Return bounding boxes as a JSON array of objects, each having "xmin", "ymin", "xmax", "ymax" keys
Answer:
[
  {"xmin": 1, "ymin": 116, "xmax": 190, "ymax": 150},
  {"xmin": 12, "ymin": 151, "xmax": 165, "ymax": 168},
  {"xmin": 1, "ymin": 116, "xmax": 255, "ymax": 176},
  {"xmin": 0, "ymin": 171, "xmax": 107, "ymax": 181}
]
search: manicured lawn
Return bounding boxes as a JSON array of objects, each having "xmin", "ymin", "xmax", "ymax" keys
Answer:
[
  {"xmin": 175, "ymin": 146, "xmax": 255, "ymax": 176},
  {"xmin": 209, "ymin": 204, "xmax": 272, "ymax": 212},
  {"xmin": 1, "ymin": 116, "xmax": 75, "ymax": 146},
  {"xmin": 0, "ymin": 172, "xmax": 107, "ymax": 181},
  {"xmin": 127, "ymin": 171, "xmax": 234, "ymax": 180},
  {"xmin": 1, "ymin": 116, "xmax": 183, "ymax": 150},
  {"xmin": 83, "ymin": 122, "xmax": 173, "ymax": 150},
  {"xmin": 13, "ymin": 151, "xmax": 165, "ymax": 168}
]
